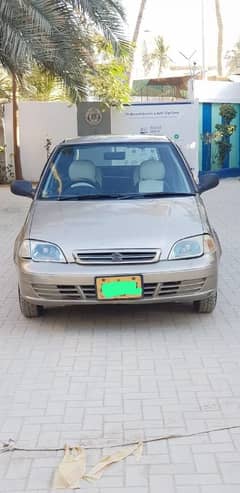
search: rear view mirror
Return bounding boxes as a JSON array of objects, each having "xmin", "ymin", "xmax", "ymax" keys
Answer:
[
  {"xmin": 104, "ymin": 152, "xmax": 125, "ymax": 160},
  {"xmin": 10, "ymin": 180, "xmax": 35, "ymax": 198},
  {"xmin": 198, "ymin": 174, "xmax": 219, "ymax": 194}
]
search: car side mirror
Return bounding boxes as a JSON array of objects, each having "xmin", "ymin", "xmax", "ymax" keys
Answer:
[
  {"xmin": 10, "ymin": 180, "xmax": 35, "ymax": 198},
  {"xmin": 198, "ymin": 174, "xmax": 219, "ymax": 194}
]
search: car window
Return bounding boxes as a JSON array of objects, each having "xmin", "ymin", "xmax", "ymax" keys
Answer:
[{"xmin": 38, "ymin": 142, "xmax": 195, "ymax": 200}]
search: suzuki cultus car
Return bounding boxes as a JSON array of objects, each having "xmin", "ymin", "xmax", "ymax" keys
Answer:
[{"xmin": 11, "ymin": 135, "xmax": 221, "ymax": 317}]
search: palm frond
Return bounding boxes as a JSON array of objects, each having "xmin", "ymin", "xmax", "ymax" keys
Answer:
[
  {"xmin": 69, "ymin": 0, "xmax": 127, "ymax": 49},
  {"xmin": 0, "ymin": 68, "xmax": 12, "ymax": 100},
  {"xmin": 0, "ymin": 0, "xmax": 128, "ymax": 100},
  {"xmin": 70, "ymin": 0, "xmax": 125, "ymax": 21}
]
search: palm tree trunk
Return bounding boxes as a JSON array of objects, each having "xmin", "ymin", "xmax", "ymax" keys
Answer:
[
  {"xmin": 215, "ymin": 0, "xmax": 223, "ymax": 76},
  {"xmin": 0, "ymin": 105, "xmax": 6, "ymax": 183},
  {"xmin": 128, "ymin": 0, "xmax": 147, "ymax": 86},
  {"xmin": 132, "ymin": 0, "xmax": 147, "ymax": 45},
  {"xmin": 12, "ymin": 73, "xmax": 22, "ymax": 179}
]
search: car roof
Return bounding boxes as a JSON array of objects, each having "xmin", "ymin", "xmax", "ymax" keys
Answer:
[{"xmin": 60, "ymin": 134, "xmax": 170, "ymax": 146}]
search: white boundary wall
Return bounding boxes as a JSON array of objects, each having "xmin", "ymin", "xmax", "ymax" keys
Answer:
[
  {"xmin": 4, "ymin": 100, "xmax": 199, "ymax": 181},
  {"xmin": 194, "ymin": 80, "xmax": 240, "ymax": 103},
  {"xmin": 5, "ymin": 102, "xmax": 77, "ymax": 181},
  {"xmin": 111, "ymin": 101, "xmax": 199, "ymax": 178}
]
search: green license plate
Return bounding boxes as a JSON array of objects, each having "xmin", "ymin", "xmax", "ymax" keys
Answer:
[{"xmin": 96, "ymin": 275, "xmax": 143, "ymax": 300}]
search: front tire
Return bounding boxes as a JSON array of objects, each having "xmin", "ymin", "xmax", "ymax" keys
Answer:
[
  {"xmin": 193, "ymin": 292, "xmax": 217, "ymax": 314},
  {"xmin": 19, "ymin": 288, "xmax": 44, "ymax": 318}
]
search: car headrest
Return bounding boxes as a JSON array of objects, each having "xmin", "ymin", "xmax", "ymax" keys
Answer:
[
  {"xmin": 139, "ymin": 180, "xmax": 164, "ymax": 193},
  {"xmin": 139, "ymin": 160, "xmax": 165, "ymax": 181},
  {"xmin": 68, "ymin": 160, "xmax": 96, "ymax": 182}
]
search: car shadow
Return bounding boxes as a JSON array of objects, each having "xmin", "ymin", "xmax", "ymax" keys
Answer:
[{"xmin": 36, "ymin": 302, "xmax": 197, "ymax": 334}]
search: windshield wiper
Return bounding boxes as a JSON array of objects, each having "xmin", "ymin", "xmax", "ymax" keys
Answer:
[
  {"xmin": 40, "ymin": 192, "xmax": 195, "ymax": 201},
  {"xmin": 116, "ymin": 192, "xmax": 195, "ymax": 200},
  {"xmin": 43, "ymin": 193, "xmax": 128, "ymax": 201}
]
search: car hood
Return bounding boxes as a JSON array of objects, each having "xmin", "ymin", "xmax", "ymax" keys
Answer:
[{"xmin": 29, "ymin": 197, "xmax": 204, "ymax": 261}]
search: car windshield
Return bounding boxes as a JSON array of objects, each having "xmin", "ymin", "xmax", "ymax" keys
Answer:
[{"xmin": 38, "ymin": 142, "xmax": 195, "ymax": 200}]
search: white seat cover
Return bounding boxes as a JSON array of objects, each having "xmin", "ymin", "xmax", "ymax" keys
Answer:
[
  {"xmin": 138, "ymin": 159, "xmax": 165, "ymax": 193},
  {"xmin": 68, "ymin": 160, "xmax": 97, "ymax": 183},
  {"xmin": 139, "ymin": 180, "xmax": 164, "ymax": 193}
]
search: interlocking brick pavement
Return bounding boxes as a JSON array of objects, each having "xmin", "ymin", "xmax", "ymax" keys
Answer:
[{"xmin": 0, "ymin": 179, "xmax": 240, "ymax": 492}]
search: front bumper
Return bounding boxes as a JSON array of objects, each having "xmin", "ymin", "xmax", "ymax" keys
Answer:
[{"xmin": 17, "ymin": 253, "xmax": 218, "ymax": 307}]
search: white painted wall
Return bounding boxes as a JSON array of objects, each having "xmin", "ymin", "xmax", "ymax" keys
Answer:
[
  {"xmin": 5, "ymin": 102, "xmax": 77, "ymax": 181},
  {"xmin": 194, "ymin": 80, "xmax": 240, "ymax": 103},
  {"xmin": 4, "ymin": 99, "xmax": 202, "ymax": 181}
]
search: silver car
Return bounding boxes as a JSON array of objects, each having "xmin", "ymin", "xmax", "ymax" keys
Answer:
[{"xmin": 11, "ymin": 135, "xmax": 221, "ymax": 317}]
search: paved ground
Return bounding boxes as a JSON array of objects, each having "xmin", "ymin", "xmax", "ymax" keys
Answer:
[{"xmin": 0, "ymin": 180, "xmax": 240, "ymax": 493}]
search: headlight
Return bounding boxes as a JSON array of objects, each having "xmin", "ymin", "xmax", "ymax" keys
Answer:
[
  {"xmin": 19, "ymin": 240, "xmax": 66, "ymax": 263},
  {"xmin": 169, "ymin": 234, "xmax": 216, "ymax": 260}
]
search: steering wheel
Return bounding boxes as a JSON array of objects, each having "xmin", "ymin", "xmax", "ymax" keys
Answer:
[
  {"xmin": 70, "ymin": 178, "xmax": 97, "ymax": 189},
  {"xmin": 64, "ymin": 179, "xmax": 98, "ymax": 194}
]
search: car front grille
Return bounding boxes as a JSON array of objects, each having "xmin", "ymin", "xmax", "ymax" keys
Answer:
[
  {"xmin": 32, "ymin": 278, "xmax": 206, "ymax": 302},
  {"xmin": 32, "ymin": 284, "xmax": 83, "ymax": 300},
  {"xmin": 157, "ymin": 278, "xmax": 206, "ymax": 296},
  {"xmin": 73, "ymin": 249, "xmax": 161, "ymax": 265}
]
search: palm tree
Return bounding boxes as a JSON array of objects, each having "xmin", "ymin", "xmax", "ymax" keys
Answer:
[
  {"xmin": 128, "ymin": 0, "xmax": 147, "ymax": 86},
  {"xmin": 215, "ymin": 0, "xmax": 223, "ymax": 76},
  {"xmin": 142, "ymin": 40, "xmax": 149, "ymax": 78},
  {"xmin": 226, "ymin": 40, "xmax": 240, "ymax": 74},
  {"xmin": 132, "ymin": 0, "xmax": 147, "ymax": 47},
  {"xmin": 143, "ymin": 36, "xmax": 170, "ymax": 76},
  {"xmin": 0, "ymin": 0, "xmax": 126, "ymax": 178},
  {"xmin": 21, "ymin": 66, "xmax": 69, "ymax": 102},
  {"xmin": 0, "ymin": 1, "xmax": 126, "ymax": 93}
]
